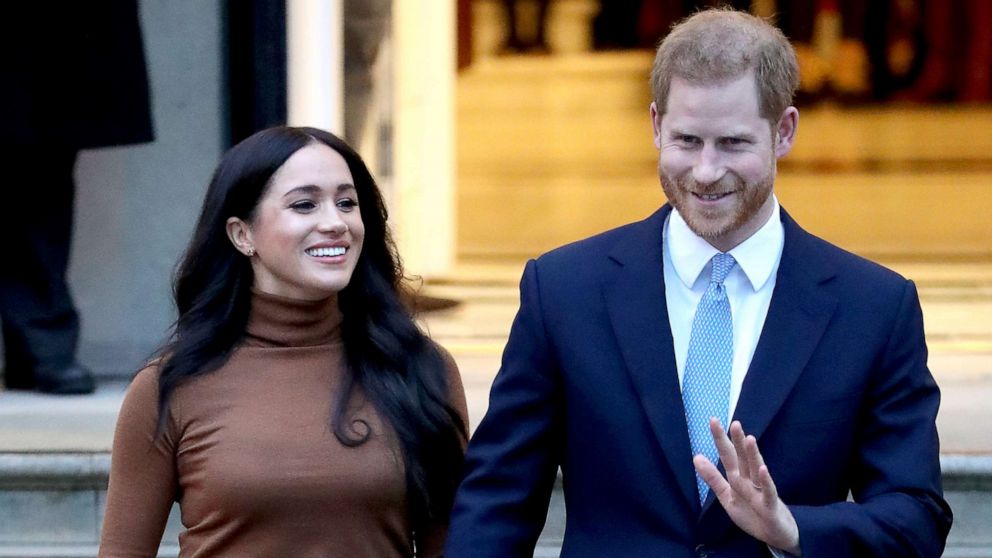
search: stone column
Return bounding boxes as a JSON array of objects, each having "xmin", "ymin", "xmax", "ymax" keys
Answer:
[
  {"xmin": 287, "ymin": 0, "xmax": 345, "ymax": 134},
  {"xmin": 391, "ymin": 0, "xmax": 457, "ymax": 278}
]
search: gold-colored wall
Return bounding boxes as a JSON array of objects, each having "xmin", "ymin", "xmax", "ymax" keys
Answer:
[{"xmin": 457, "ymin": 53, "xmax": 992, "ymax": 261}]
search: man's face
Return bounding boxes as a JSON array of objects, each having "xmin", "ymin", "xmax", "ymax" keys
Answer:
[{"xmin": 651, "ymin": 72, "xmax": 796, "ymax": 251}]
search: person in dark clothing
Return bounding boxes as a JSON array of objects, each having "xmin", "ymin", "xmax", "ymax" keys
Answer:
[
  {"xmin": 501, "ymin": 0, "xmax": 551, "ymax": 54},
  {"xmin": 0, "ymin": 2, "xmax": 154, "ymax": 394},
  {"xmin": 446, "ymin": 9, "xmax": 950, "ymax": 557}
]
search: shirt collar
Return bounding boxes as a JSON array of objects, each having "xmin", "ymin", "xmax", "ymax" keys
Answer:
[{"xmin": 667, "ymin": 196, "xmax": 783, "ymax": 292}]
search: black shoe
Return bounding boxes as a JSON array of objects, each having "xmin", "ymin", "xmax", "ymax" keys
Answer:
[
  {"xmin": 3, "ymin": 348, "xmax": 36, "ymax": 390},
  {"xmin": 3, "ymin": 370, "xmax": 37, "ymax": 390},
  {"xmin": 34, "ymin": 363, "xmax": 96, "ymax": 395}
]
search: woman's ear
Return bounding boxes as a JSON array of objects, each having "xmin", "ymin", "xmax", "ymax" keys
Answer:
[{"xmin": 226, "ymin": 217, "xmax": 255, "ymax": 256}]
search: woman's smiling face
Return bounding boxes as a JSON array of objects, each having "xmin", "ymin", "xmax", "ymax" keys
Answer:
[{"xmin": 229, "ymin": 142, "xmax": 365, "ymax": 300}]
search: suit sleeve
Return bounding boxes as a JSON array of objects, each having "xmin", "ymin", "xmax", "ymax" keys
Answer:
[
  {"xmin": 98, "ymin": 367, "xmax": 178, "ymax": 558},
  {"xmin": 444, "ymin": 259, "xmax": 564, "ymax": 558},
  {"xmin": 790, "ymin": 280, "xmax": 953, "ymax": 557}
]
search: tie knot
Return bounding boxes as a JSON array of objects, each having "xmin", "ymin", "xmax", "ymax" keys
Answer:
[{"xmin": 709, "ymin": 253, "xmax": 736, "ymax": 284}]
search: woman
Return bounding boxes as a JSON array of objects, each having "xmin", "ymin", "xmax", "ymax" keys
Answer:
[{"xmin": 99, "ymin": 126, "xmax": 467, "ymax": 557}]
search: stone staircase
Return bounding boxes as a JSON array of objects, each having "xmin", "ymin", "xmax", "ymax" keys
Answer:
[
  {"xmin": 0, "ymin": 453, "xmax": 178, "ymax": 558},
  {"xmin": 0, "ymin": 452, "xmax": 988, "ymax": 557}
]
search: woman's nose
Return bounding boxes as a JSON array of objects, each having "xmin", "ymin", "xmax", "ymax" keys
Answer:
[{"xmin": 317, "ymin": 208, "xmax": 348, "ymax": 234}]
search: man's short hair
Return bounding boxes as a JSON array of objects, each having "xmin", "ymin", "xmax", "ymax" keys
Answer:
[{"xmin": 650, "ymin": 8, "xmax": 799, "ymax": 124}]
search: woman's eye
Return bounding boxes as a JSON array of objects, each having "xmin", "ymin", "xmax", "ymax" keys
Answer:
[
  {"xmin": 336, "ymin": 198, "xmax": 358, "ymax": 211},
  {"xmin": 290, "ymin": 200, "xmax": 316, "ymax": 211}
]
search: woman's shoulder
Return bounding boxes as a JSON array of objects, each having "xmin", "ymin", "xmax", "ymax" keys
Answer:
[
  {"xmin": 113, "ymin": 360, "xmax": 173, "ymax": 441},
  {"xmin": 125, "ymin": 357, "xmax": 220, "ymax": 418},
  {"xmin": 127, "ymin": 360, "xmax": 164, "ymax": 402},
  {"xmin": 429, "ymin": 341, "xmax": 457, "ymax": 370},
  {"xmin": 426, "ymin": 341, "xmax": 468, "ymax": 428},
  {"xmin": 427, "ymin": 340, "xmax": 462, "ymax": 386}
]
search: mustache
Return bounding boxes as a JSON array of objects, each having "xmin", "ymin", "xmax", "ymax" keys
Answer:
[{"xmin": 664, "ymin": 171, "xmax": 743, "ymax": 194}]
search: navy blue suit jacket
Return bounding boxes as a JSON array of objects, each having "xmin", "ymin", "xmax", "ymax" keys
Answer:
[{"xmin": 445, "ymin": 205, "xmax": 951, "ymax": 557}]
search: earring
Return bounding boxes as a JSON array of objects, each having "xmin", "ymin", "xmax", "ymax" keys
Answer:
[{"xmin": 246, "ymin": 247, "xmax": 255, "ymax": 257}]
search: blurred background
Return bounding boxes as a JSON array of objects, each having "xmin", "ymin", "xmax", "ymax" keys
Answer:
[
  {"xmin": 458, "ymin": 0, "xmax": 992, "ymax": 261},
  {"xmin": 1, "ymin": 0, "xmax": 987, "ymax": 383},
  {"xmin": 0, "ymin": 1, "xmax": 989, "ymax": 556}
]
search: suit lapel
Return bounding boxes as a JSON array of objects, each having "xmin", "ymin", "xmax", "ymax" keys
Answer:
[
  {"xmin": 604, "ymin": 207, "xmax": 839, "ymax": 519},
  {"xmin": 730, "ymin": 210, "xmax": 838, "ymax": 440},
  {"xmin": 698, "ymin": 210, "xmax": 839, "ymax": 522},
  {"xmin": 604, "ymin": 206, "xmax": 700, "ymax": 512}
]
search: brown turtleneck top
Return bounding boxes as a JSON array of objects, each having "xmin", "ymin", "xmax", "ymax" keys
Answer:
[{"xmin": 99, "ymin": 290, "xmax": 467, "ymax": 558}]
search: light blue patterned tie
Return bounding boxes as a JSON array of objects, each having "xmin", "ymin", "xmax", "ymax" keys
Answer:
[{"xmin": 682, "ymin": 252, "xmax": 736, "ymax": 504}]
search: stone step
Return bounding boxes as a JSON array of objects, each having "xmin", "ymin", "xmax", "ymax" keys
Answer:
[
  {"xmin": 1, "ymin": 453, "xmax": 989, "ymax": 557},
  {"xmin": 0, "ymin": 547, "xmax": 174, "ymax": 558},
  {"xmin": 0, "ymin": 453, "xmax": 179, "ymax": 557}
]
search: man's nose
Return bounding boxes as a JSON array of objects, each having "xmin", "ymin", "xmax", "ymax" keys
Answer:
[{"xmin": 691, "ymin": 144, "xmax": 726, "ymax": 186}]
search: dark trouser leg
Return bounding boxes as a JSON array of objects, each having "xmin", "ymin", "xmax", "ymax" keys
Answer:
[
  {"xmin": 0, "ymin": 145, "xmax": 80, "ymax": 388},
  {"xmin": 502, "ymin": 0, "xmax": 524, "ymax": 50},
  {"xmin": 534, "ymin": 0, "xmax": 551, "ymax": 49}
]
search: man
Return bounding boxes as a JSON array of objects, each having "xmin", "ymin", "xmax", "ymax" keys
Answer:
[
  {"xmin": 0, "ymin": 2, "xmax": 154, "ymax": 394},
  {"xmin": 445, "ymin": 8, "xmax": 951, "ymax": 557}
]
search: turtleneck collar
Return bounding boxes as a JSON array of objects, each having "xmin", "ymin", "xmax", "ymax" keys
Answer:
[{"xmin": 244, "ymin": 288, "xmax": 344, "ymax": 348}]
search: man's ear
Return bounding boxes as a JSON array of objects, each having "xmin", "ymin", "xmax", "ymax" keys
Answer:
[
  {"xmin": 650, "ymin": 102, "xmax": 663, "ymax": 150},
  {"xmin": 773, "ymin": 106, "xmax": 799, "ymax": 158},
  {"xmin": 226, "ymin": 216, "xmax": 254, "ymax": 256}
]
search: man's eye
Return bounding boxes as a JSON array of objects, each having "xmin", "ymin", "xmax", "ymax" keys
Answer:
[{"xmin": 677, "ymin": 135, "xmax": 700, "ymax": 145}]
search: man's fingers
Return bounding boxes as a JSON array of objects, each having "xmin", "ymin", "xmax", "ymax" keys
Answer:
[
  {"xmin": 757, "ymin": 464, "xmax": 780, "ymax": 507},
  {"xmin": 731, "ymin": 422, "xmax": 751, "ymax": 480},
  {"xmin": 694, "ymin": 454, "xmax": 730, "ymax": 497},
  {"xmin": 744, "ymin": 434, "xmax": 762, "ymax": 486},
  {"xmin": 709, "ymin": 417, "xmax": 739, "ymax": 473}
]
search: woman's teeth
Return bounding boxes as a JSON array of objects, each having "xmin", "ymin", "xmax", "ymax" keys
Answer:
[{"xmin": 306, "ymin": 247, "xmax": 346, "ymax": 257}]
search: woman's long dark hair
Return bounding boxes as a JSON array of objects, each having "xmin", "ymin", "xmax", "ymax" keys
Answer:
[{"xmin": 154, "ymin": 126, "xmax": 466, "ymax": 531}]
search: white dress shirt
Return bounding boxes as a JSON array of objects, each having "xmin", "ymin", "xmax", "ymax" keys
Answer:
[
  {"xmin": 663, "ymin": 196, "xmax": 784, "ymax": 423},
  {"xmin": 663, "ymin": 197, "xmax": 795, "ymax": 558}
]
